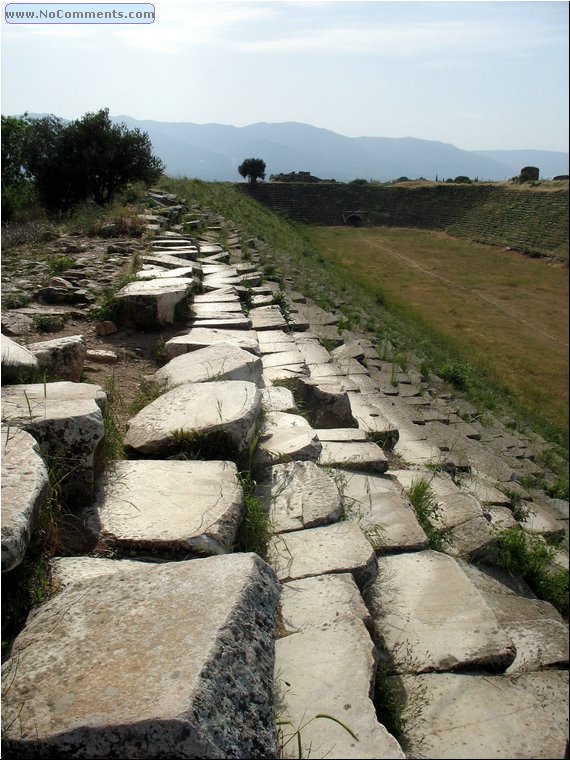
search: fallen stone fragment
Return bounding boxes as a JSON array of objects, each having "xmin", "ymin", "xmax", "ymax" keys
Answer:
[
  {"xmin": 256, "ymin": 461, "xmax": 342, "ymax": 533},
  {"xmin": 124, "ymin": 380, "xmax": 261, "ymax": 459},
  {"xmin": 268, "ymin": 522, "xmax": 377, "ymax": 589},
  {"xmin": 1, "ymin": 426, "xmax": 49, "ymax": 572},
  {"xmin": 366, "ymin": 550, "xmax": 515, "ymax": 674},
  {"xmin": 2, "ymin": 554, "xmax": 280, "ymax": 759}
]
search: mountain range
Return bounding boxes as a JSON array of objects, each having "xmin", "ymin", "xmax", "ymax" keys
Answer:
[
  {"xmin": 23, "ymin": 114, "xmax": 569, "ymax": 182},
  {"xmin": 111, "ymin": 116, "xmax": 568, "ymax": 183}
]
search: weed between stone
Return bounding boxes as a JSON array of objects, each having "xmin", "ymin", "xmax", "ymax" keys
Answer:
[{"xmin": 405, "ymin": 477, "xmax": 451, "ymax": 552}]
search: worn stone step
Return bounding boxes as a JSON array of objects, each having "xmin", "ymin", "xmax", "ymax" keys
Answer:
[
  {"xmin": 255, "ymin": 411, "xmax": 322, "ymax": 466},
  {"xmin": 1, "ymin": 426, "xmax": 49, "ymax": 572},
  {"xmin": 165, "ymin": 327, "xmax": 260, "ymax": 357},
  {"xmin": 86, "ymin": 459, "xmax": 243, "ymax": 556},
  {"xmin": 268, "ymin": 522, "xmax": 377, "ymax": 589},
  {"xmin": 154, "ymin": 342, "xmax": 262, "ymax": 388},
  {"xmin": 366, "ymin": 550, "xmax": 516, "ymax": 674},
  {"xmin": 318, "ymin": 440, "xmax": 389, "ymax": 473},
  {"xmin": 256, "ymin": 460, "xmax": 342, "ymax": 533},
  {"xmin": 399, "ymin": 671, "xmax": 567, "ymax": 759},
  {"xmin": 249, "ymin": 305, "xmax": 288, "ymax": 331},
  {"xmin": 337, "ymin": 469, "xmax": 429, "ymax": 553},
  {"xmin": 2, "ymin": 554, "xmax": 279, "ymax": 758},
  {"xmin": 124, "ymin": 380, "xmax": 261, "ymax": 459},
  {"xmin": 276, "ymin": 621, "xmax": 405, "ymax": 759}
]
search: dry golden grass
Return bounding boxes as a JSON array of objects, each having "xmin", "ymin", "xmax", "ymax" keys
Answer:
[{"xmin": 307, "ymin": 226, "xmax": 569, "ymax": 433}]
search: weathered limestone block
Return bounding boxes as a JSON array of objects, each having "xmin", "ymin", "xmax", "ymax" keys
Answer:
[
  {"xmin": 255, "ymin": 412, "xmax": 322, "ymax": 466},
  {"xmin": 318, "ymin": 440, "xmax": 388, "ymax": 473},
  {"xmin": 261, "ymin": 350, "xmax": 306, "ymax": 370},
  {"xmin": 249, "ymin": 305, "xmax": 288, "ymax": 331},
  {"xmin": 347, "ymin": 391, "xmax": 399, "ymax": 442},
  {"xmin": 136, "ymin": 265, "xmax": 197, "ymax": 280},
  {"xmin": 188, "ymin": 314, "xmax": 253, "ymax": 330},
  {"xmin": 51, "ymin": 556, "xmax": 149, "ymax": 588},
  {"xmin": 2, "ymin": 554, "xmax": 280, "ymax": 759},
  {"xmin": 256, "ymin": 461, "xmax": 342, "ymax": 533},
  {"xmin": 165, "ymin": 327, "xmax": 260, "ymax": 358},
  {"xmin": 399, "ymin": 672, "xmax": 567, "ymax": 759},
  {"xmin": 1, "ymin": 334, "xmax": 38, "ymax": 384},
  {"xmin": 257, "ymin": 330, "xmax": 295, "ymax": 353},
  {"xmin": 190, "ymin": 301, "xmax": 244, "ymax": 316},
  {"xmin": 294, "ymin": 338, "xmax": 331, "ymax": 365},
  {"xmin": 279, "ymin": 573, "xmax": 372, "ymax": 633},
  {"xmin": 294, "ymin": 303, "xmax": 338, "ymax": 326},
  {"xmin": 124, "ymin": 380, "xmax": 261, "ymax": 459},
  {"xmin": 276, "ymin": 621, "xmax": 405, "ymax": 759},
  {"xmin": 87, "ymin": 460, "xmax": 243, "ymax": 557},
  {"xmin": 28, "ymin": 334, "xmax": 86, "ymax": 382},
  {"xmin": 331, "ymin": 341, "xmax": 366, "ymax": 362},
  {"xmin": 268, "ymin": 522, "xmax": 377, "ymax": 589},
  {"xmin": 261, "ymin": 386, "xmax": 297, "ymax": 413},
  {"xmin": 366, "ymin": 550, "xmax": 515, "ymax": 674},
  {"xmin": 1, "ymin": 427, "xmax": 49, "ymax": 572},
  {"xmin": 115, "ymin": 277, "xmax": 195, "ymax": 328},
  {"xmin": 315, "ymin": 428, "xmax": 368, "ymax": 441},
  {"xmin": 142, "ymin": 252, "xmax": 195, "ymax": 269},
  {"xmin": 2, "ymin": 382, "xmax": 106, "ymax": 503},
  {"xmin": 338, "ymin": 470, "xmax": 428, "ymax": 552},
  {"xmin": 154, "ymin": 343, "xmax": 262, "ymax": 389}
]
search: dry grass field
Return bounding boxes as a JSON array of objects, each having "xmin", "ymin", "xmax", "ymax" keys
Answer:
[{"xmin": 306, "ymin": 226, "xmax": 569, "ymax": 435}]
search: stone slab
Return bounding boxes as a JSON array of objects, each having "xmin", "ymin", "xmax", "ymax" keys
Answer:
[
  {"xmin": 154, "ymin": 342, "xmax": 262, "ymax": 388},
  {"xmin": 50, "ymin": 556, "xmax": 149, "ymax": 588},
  {"xmin": 279, "ymin": 573, "xmax": 372, "ymax": 633},
  {"xmin": 88, "ymin": 460, "xmax": 243, "ymax": 556},
  {"xmin": 400, "ymin": 672, "xmax": 567, "ymax": 759},
  {"xmin": 1, "ymin": 334, "xmax": 38, "ymax": 383},
  {"xmin": 367, "ymin": 550, "xmax": 515, "ymax": 674},
  {"xmin": 268, "ymin": 522, "xmax": 377, "ymax": 589},
  {"xmin": 338, "ymin": 470, "xmax": 429, "ymax": 553},
  {"xmin": 276, "ymin": 621, "xmax": 405, "ymax": 759},
  {"xmin": 297, "ymin": 377, "xmax": 357, "ymax": 428},
  {"xmin": 256, "ymin": 461, "xmax": 342, "ymax": 533},
  {"xmin": 260, "ymin": 386, "xmax": 297, "ymax": 413},
  {"xmin": 115, "ymin": 278, "xmax": 194, "ymax": 327},
  {"xmin": 165, "ymin": 328, "xmax": 260, "ymax": 357},
  {"xmin": 2, "ymin": 554, "xmax": 279, "ymax": 758},
  {"xmin": 28, "ymin": 334, "xmax": 86, "ymax": 382},
  {"xmin": 188, "ymin": 314, "xmax": 253, "ymax": 330},
  {"xmin": 318, "ymin": 440, "xmax": 389, "ymax": 473},
  {"xmin": 255, "ymin": 411, "xmax": 322, "ymax": 466},
  {"xmin": 315, "ymin": 428, "xmax": 368, "ymax": 442},
  {"xmin": 261, "ymin": 350, "xmax": 306, "ymax": 369},
  {"xmin": 136, "ymin": 265, "xmax": 196, "ymax": 280},
  {"xmin": 1, "ymin": 426, "xmax": 49, "ymax": 572},
  {"xmin": 124, "ymin": 380, "xmax": 261, "ymax": 459},
  {"xmin": 249, "ymin": 305, "xmax": 288, "ymax": 331}
]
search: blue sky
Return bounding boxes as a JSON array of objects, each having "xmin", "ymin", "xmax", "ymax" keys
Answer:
[{"xmin": 1, "ymin": 1, "xmax": 568, "ymax": 151}]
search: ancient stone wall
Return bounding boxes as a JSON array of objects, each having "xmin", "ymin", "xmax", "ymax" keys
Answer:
[{"xmin": 245, "ymin": 183, "xmax": 569, "ymax": 257}]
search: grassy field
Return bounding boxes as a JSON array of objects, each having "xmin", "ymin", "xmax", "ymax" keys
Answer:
[{"xmin": 306, "ymin": 226, "xmax": 569, "ymax": 437}]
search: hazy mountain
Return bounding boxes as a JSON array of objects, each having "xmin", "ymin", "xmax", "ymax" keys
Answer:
[{"xmin": 23, "ymin": 114, "xmax": 570, "ymax": 181}]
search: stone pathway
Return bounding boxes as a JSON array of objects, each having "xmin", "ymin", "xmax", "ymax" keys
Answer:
[{"xmin": 2, "ymin": 189, "xmax": 568, "ymax": 758}]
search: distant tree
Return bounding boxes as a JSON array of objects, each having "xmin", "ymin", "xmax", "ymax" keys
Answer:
[
  {"xmin": 350, "ymin": 178, "xmax": 368, "ymax": 185},
  {"xmin": 238, "ymin": 158, "xmax": 266, "ymax": 183},
  {"xmin": 1, "ymin": 114, "xmax": 36, "ymax": 221},
  {"xmin": 23, "ymin": 108, "xmax": 164, "ymax": 211},
  {"xmin": 454, "ymin": 175, "xmax": 472, "ymax": 184},
  {"xmin": 519, "ymin": 166, "xmax": 539, "ymax": 182}
]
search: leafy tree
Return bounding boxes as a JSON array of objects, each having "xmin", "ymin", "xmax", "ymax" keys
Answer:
[
  {"xmin": 238, "ymin": 158, "xmax": 266, "ymax": 183},
  {"xmin": 1, "ymin": 114, "xmax": 36, "ymax": 221},
  {"xmin": 22, "ymin": 108, "xmax": 164, "ymax": 211}
]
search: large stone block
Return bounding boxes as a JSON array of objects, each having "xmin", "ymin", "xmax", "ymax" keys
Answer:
[
  {"xmin": 154, "ymin": 343, "xmax": 262, "ymax": 389},
  {"xmin": 255, "ymin": 412, "xmax": 322, "ymax": 466},
  {"xmin": 88, "ymin": 460, "xmax": 244, "ymax": 556},
  {"xmin": 124, "ymin": 380, "xmax": 261, "ymax": 460},
  {"xmin": 1, "ymin": 334, "xmax": 38, "ymax": 384},
  {"xmin": 28, "ymin": 334, "xmax": 86, "ymax": 382},
  {"xmin": 115, "ymin": 277, "xmax": 195, "ymax": 328},
  {"xmin": 1, "ymin": 426, "xmax": 49, "ymax": 572},
  {"xmin": 2, "ymin": 554, "xmax": 280, "ymax": 758}
]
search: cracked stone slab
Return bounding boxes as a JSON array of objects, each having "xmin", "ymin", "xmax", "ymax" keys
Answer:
[
  {"xmin": 2, "ymin": 382, "xmax": 105, "ymax": 503},
  {"xmin": 154, "ymin": 342, "xmax": 262, "ymax": 388},
  {"xmin": 2, "ymin": 554, "xmax": 279, "ymax": 759},
  {"xmin": 124, "ymin": 380, "xmax": 261, "ymax": 459},
  {"xmin": 165, "ymin": 327, "xmax": 260, "ymax": 357},
  {"xmin": 268, "ymin": 522, "xmax": 377, "ymax": 589},
  {"xmin": 1, "ymin": 426, "xmax": 49, "ymax": 572},
  {"xmin": 338, "ymin": 470, "xmax": 428, "ymax": 553},
  {"xmin": 256, "ymin": 461, "xmax": 342, "ymax": 533},
  {"xmin": 318, "ymin": 440, "xmax": 389, "ymax": 473},
  {"xmin": 331, "ymin": 341, "xmax": 366, "ymax": 362},
  {"xmin": 294, "ymin": 339, "xmax": 331, "ymax": 365},
  {"xmin": 276, "ymin": 620, "xmax": 404, "ymax": 759},
  {"xmin": 279, "ymin": 573, "xmax": 372, "ymax": 633},
  {"xmin": 504, "ymin": 619, "xmax": 569, "ymax": 674},
  {"xmin": 400, "ymin": 672, "xmax": 567, "ymax": 759},
  {"xmin": 366, "ymin": 550, "xmax": 515, "ymax": 674},
  {"xmin": 255, "ymin": 411, "xmax": 322, "ymax": 466},
  {"xmin": 87, "ymin": 460, "xmax": 243, "ymax": 556},
  {"xmin": 261, "ymin": 350, "xmax": 306, "ymax": 369}
]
